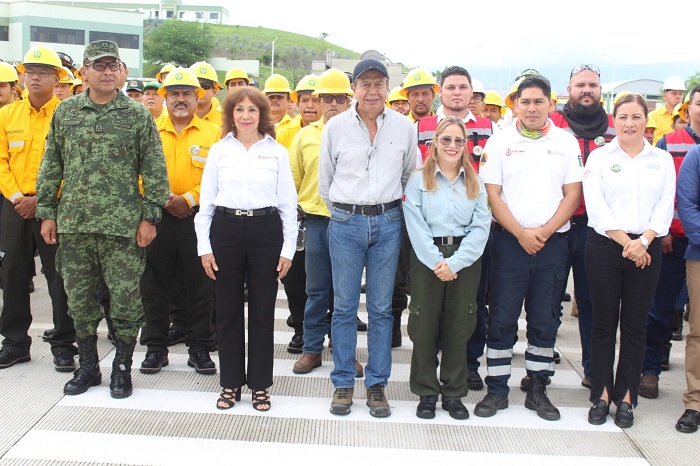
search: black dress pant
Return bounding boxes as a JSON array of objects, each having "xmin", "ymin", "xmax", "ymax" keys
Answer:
[
  {"xmin": 140, "ymin": 211, "xmax": 215, "ymax": 356},
  {"xmin": 0, "ymin": 199, "xmax": 74, "ymax": 355},
  {"xmin": 211, "ymin": 209, "xmax": 283, "ymax": 390},
  {"xmin": 585, "ymin": 229, "xmax": 662, "ymax": 407}
]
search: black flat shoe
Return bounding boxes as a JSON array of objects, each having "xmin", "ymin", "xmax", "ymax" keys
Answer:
[
  {"xmin": 442, "ymin": 398, "xmax": 469, "ymax": 420},
  {"xmin": 614, "ymin": 402, "xmax": 634, "ymax": 428},
  {"xmin": 416, "ymin": 396, "xmax": 437, "ymax": 419},
  {"xmin": 676, "ymin": 409, "xmax": 700, "ymax": 433},
  {"xmin": 588, "ymin": 399, "xmax": 609, "ymax": 425}
]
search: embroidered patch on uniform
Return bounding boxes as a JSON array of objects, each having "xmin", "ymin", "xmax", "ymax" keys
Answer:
[
  {"xmin": 611, "ymin": 164, "xmax": 621, "ymax": 173},
  {"xmin": 258, "ymin": 154, "xmax": 277, "ymax": 160},
  {"xmin": 479, "ymin": 152, "xmax": 488, "ymax": 166},
  {"xmin": 473, "ymin": 145, "xmax": 483, "ymax": 156},
  {"xmin": 95, "ymin": 124, "xmax": 103, "ymax": 133},
  {"xmin": 647, "ymin": 163, "xmax": 661, "ymax": 170}
]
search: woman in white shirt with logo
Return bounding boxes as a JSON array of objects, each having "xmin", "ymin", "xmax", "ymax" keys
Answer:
[
  {"xmin": 194, "ymin": 87, "xmax": 298, "ymax": 412},
  {"xmin": 583, "ymin": 93, "xmax": 675, "ymax": 428}
]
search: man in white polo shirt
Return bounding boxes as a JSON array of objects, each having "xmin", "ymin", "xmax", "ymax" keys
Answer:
[{"xmin": 475, "ymin": 75, "xmax": 583, "ymax": 421}]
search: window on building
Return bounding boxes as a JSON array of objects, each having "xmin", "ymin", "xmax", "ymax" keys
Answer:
[
  {"xmin": 30, "ymin": 26, "xmax": 84, "ymax": 45},
  {"xmin": 166, "ymin": 10, "xmax": 173, "ymax": 18},
  {"xmin": 195, "ymin": 12, "xmax": 204, "ymax": 19},
  {"xmin": 210, "ymin": 12, "xmax": 219, "ymax": 20},
  {"xmin": 179, "ymin": 12, "xmax": 185, "ymax": 18},
  {"xmin": 0, "ymin": 26, "xmax": 8, "ymax": 41},
  {"xmin": 89, "ymin": 32, "xmax": 139, "ymax": 49}
]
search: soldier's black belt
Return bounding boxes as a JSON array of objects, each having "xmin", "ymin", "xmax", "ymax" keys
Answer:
[
  {"xmin": 333, "ymin": 200, "xmax": 400, "ymax": 216},
  {"xmin": 433, "ymin": 236, "xmax": 464, "ymax": 246},
  {"xmin": 216, "ymin": 206, "xmax": 277, "ymax": 217}
]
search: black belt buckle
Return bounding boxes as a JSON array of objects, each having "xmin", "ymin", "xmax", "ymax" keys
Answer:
[{"xmin": 361, "ymin": 205, "xmax": 380, "ymax": 216}]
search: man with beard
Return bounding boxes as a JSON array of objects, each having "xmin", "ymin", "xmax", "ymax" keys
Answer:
[
  {"xmin": 139, "ymin": 68, "xmax": 219, "ymax": 376},
  {"xmin": 549, "ymin": 64, "xmax": 615, "ymax": 390}
]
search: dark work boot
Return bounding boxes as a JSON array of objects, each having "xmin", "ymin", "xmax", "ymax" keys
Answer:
[
  {"xmin": 64, "ymin": 335, "xmax": 102, "ymax": 395},
  {"xmin": 110, "ymin": 338, "xmax": 136, "ymax": 399},
  {"xmin": 525, "ymin": 375, "xmax": 560, "ymax": 421},
  {"xmin": 391, "ymin": 311, "xmax": 402, "ymax": 348}
]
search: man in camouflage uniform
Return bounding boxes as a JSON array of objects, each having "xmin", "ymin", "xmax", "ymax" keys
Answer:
[{"xmin": 36, "ymin": 40, "xmax": 169, "ymax": 399}]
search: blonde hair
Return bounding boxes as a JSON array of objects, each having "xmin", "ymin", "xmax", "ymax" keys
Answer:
[{"xmin": 421, "ymin": 116, "xmax": 480, "ymax": 199}]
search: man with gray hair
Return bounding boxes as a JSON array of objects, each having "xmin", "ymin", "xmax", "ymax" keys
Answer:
[{"xmin": 319, "ymin": 59, "xmax": 417, "ymax": 417}]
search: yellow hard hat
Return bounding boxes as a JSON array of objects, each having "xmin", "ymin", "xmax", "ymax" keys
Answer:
[
  {"xmin": 16, "ymin": 44, "xmax": 67, "ymax": 79},
  {"xmin": 400, "ymin": 68, "xmax": 438, "ymax": 97},
  {"xmin": 0, "ymin": 62, "xmax": 19, "ymax": 83},
  {"xmin": 58, "ymin": 67, "xmax": 75, "ymax": 84},
  {"xmin": 189, "ymin": 61, "xmax": 222, "ymax": 91},
  {"xmin": 505, "ymin": 78, "xmax": 524, "ymax": 110},
  {"xmin": 386, "ymin": 86, "xmax": 408, "ymax": 107},
  {"xmin": 613, "ymin": 91, "xmax": 631, "ymax": 106},
  {"xmin": 224, "ymin": 67, "xmax": 250, "ymax": 86},
  {"xmin": 312, "ymin": 68, "xmax": 353, "ymax": 96},
  {"xmin": 263, "ymin": 74, "xmax": 292, "ymax": 95},
  {"xmin": 550, "ymin": 89, "xmax": 558, "ymax": 103},
  {"xmin": 484, "ymin": 91, "xmax": 506, "ymax": 116},
  {"xmin": 646, "ymin": 114, "xmax": 657, "ymax": 129},
  {"xmin": 290, "ymin": 74, "xmax": 319, "ymax": 103},
  {"xmin": 678, "ymin": 93, "xmax": 691, "ymax": 121},
  {"xmin": 672, "ymin": 102, "xmax": 686, "ymax": 120},
  {"xmin": 158, "ymin": 67, "xmax": 205, "ymax": 99},
  {"xmin": 156, "ymin": 64, "xmax": 175, "ymax": 82},
  {"xmin": 70, "ymin": 78, "xmax": 83, "ymax": 94}
]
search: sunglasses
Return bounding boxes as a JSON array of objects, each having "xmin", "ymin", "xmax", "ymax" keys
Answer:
[
  {"xmin": 570, "ymin": 64, "xmax": 600, "ymax": 79},
  {"xmin": 88, "ymin": 60, "xmax": 121, "ymax": 72},
  {"xmin": 438, "ymin": 136, "xmax": 466, "ymax": 147},
  {"xmin": 321, "ymin": 95, "xmax": 349, "ymax": 104},
  {"xmin": 199, "ymin": 82, "xmax": 213, "ymax": 90}
]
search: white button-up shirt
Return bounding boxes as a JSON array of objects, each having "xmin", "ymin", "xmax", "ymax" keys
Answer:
[
  {"xmin": 194, "ymin": 132, "xmax": 298, "ymax": 259},
  {"xmin": 583, "ymin": 137, "xmax": 675, "ymax": 237}
]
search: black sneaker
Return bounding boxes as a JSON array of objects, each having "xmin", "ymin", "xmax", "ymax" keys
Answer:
[{"xmin": 474, "ymin": 393, "xmax": 508, "ymax": 417}]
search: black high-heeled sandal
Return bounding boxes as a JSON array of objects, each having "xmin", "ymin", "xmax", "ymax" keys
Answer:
[
  {"xmin": 252, "ymin": 389, "xmax": 271, "ymax": 412},
  {"xmin": 217, "ymin": 387, "xmax": 241, "ymax": 410}
]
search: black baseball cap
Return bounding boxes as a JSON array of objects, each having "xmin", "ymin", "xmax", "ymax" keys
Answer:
[
  {"xmin": 126, "ymin": 79, "xmax": 144, "ymax": 92},
  {"xmin": 353, "ymin": 59, "xmax": 389, "ymax": 80}
]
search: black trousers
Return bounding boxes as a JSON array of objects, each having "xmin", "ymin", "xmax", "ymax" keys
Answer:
[
  {"xmin": 282, "ymin": 249, "xmax": 307, "ymax": 335},
  {"xmin": 212, "ymin": 209, "xmax": 283, "ymax": 390},
  {"xmin": 585, "ymin": 229, "xmax": 662, "ymax": 407},
  {"xmin": 168, "ymin": 269, "xmax": 189, "ymax": 333},
  {"xmin": 140, "ymin": 211, "xmax": 215, "ymax": 356},
  {"xmin": 0, "ymin": 199, "xmax": 74, "ymax": 355}
]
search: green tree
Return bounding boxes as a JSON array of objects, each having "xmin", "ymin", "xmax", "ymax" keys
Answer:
[
  {"xmin": 687, "ymin": 72, "xmax": 700, "ymax": 91},
  {"xmin": 144, "ymin": 20, "xmax": 215, "ymax": 67}
]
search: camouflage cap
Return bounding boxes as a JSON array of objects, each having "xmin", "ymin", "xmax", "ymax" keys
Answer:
[{"xmin": 84, "ymin": 40, "xmax": 120, "ymax": 62}]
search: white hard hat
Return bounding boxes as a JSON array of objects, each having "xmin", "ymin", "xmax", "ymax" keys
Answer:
[
  {"xmin": 471, "ymin": 78, "xmax": 485, "ymax": 96},
  {"xmin": 663, "ymin": 76, "xmax": 686, "ymax": 91}
]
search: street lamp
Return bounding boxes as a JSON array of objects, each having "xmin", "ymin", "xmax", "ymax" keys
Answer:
[{"xmin": 271, "ymin": 35, "xmax": 281, "ymax": 75}]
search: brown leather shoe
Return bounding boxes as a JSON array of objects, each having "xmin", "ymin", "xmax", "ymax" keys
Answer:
[
  {"xmin": 355, "ymin": 359, "xmax": 364, "ymax": 378},
  {"xmin": 293, "ymin": 353, "xmax": 322, "ymax": 374},
  {"xmin": 639, "ymin": 374, "xmax": 659, "ymax": 399}
]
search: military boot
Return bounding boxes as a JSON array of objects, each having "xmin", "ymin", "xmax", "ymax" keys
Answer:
[
  {"xmin": 64, "ymin": 335, "xmax": 102, "ymax": 395},
  {"xmin": 110, "ymin": 338, "xmax": 136, "ymax": 399},
  {"xmin": 525, "ymin": 375, "xmax": 561, "ymax": 421}
]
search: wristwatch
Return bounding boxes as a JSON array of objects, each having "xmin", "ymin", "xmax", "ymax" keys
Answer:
[
  {"xmin": 640, "ymin": 235, "xmax": 649, "ymax": 248},
  {"xmin": 145, "ymin": 217, "xmax": 160, "ymax": 226}
]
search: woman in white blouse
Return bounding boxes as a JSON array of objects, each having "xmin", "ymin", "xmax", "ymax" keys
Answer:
[
  {"xmin": 194, "ymin": 87, "xmax": 298, "ymax": 412},
  {"xmin": 583, "ymin": 93, "xmax": 675, "ymax": 428}
]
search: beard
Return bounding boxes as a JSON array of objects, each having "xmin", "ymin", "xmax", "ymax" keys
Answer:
[{"xmin": 571, "ymin": 98, "xmax": 601, "ymax": 115}]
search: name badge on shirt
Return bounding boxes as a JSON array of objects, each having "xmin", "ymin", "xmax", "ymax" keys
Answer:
[
  {"xmin": 647, "ymin": 163, "xmax": 661, "ymax": 171},
  {"xmin": 594, "ymin": 136, "xmax": 605, "ymax": 146},
  {"xmin": 611, "ymin": 164, "xmax": 622, "ymax": 173},
  {"xmin": 191, "ymin": 145, "xmax": 201, "ymax": 155}
]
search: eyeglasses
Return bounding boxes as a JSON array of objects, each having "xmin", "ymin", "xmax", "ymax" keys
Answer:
[
  {"xmin": 438, "ymin": 136, "xmax": 466, "ymax": 147},
  {"xmin": 24, "ymin": 69, "xmax": 57, "ymax": 78},
  {"xmin": 199, "ymin": 82, "xmax": 213, "ymax": 90},
  {"xmin": 321, "ymin": 95, "xmax": 349, "ymax": 104},
  {"xmin": 570, "ymin": 64, "xmax": 600, "ymax": 79},
  {"xmin": 470, "ymin": 96, "xmax": 484, "ymax": 103},
  {"xmin": 88, "ymin": 60, "xmax": 121, "ymax": 72},
  {"xmin": 366, "ymin": 145, "xmax": 377, "ymax": 171}
]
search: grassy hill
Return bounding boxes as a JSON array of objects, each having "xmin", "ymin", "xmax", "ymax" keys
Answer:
[{"xmin": 143, "ymin": 20, "xmax": 361, "ymax": 87}]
